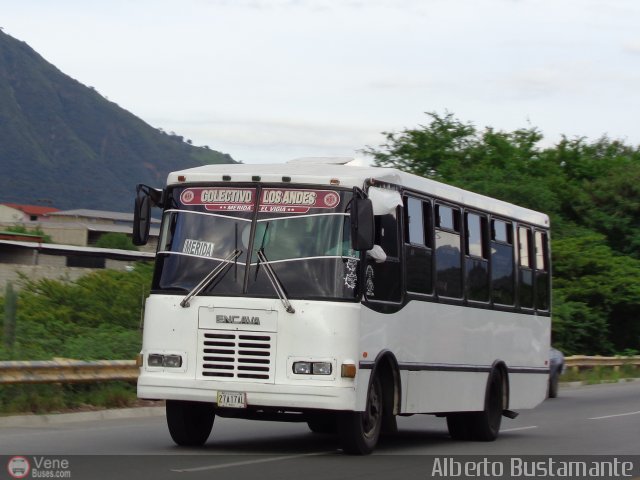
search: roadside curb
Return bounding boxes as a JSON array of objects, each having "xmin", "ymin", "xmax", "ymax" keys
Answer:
[{"xmin": 0, "ymin": 406, "xmax": 165, "ymax": 428}]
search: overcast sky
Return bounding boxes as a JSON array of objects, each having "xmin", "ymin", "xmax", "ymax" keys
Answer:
[{"xmin": 3, "ymin": 0, "xmax": 640, "ymax": 164}]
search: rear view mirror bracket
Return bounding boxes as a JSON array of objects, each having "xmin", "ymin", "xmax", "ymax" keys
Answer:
[{"xmin": 132, "ymin": 184, "xmax": 162, "ymax": 246}]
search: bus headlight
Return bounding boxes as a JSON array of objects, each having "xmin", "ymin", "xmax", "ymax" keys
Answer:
[
  {"xmin": 148, "ymin": 354, "xmax": 164, "ymax": 367},
  {"xmin": 312, "ymin": 362, "xmax": 332, "ymax": 375},
  {"xmin": 147, "ymin": 353, "xmax": 183, "ymax": 368},
  {"xmin": 163, "ymin": 355, "xmax": 183, "ymax": 368},
  {"xmin": 293, "ymin": 362, "xmax": 312, "ymax": 374},
  {"xmin": 292, "ymin": 361, "xmax": 332, "ymax": 375}
]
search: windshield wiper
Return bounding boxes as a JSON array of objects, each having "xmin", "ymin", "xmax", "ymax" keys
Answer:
[
  {"xmin": 254, "ymin": 221, "xmax": 270, "ymax": 281},
  {"xmin": 257, "ymin": 249, "xmax": 295, "ymax": 314},
  {"xmin": 180, "ymin": 249, "xmax": 242, "ymax": 308}
]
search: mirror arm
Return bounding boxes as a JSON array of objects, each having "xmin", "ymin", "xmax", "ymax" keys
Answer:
[{"xmin": 136, "ymin": 184, "xmax": 164, "ymax": 208}]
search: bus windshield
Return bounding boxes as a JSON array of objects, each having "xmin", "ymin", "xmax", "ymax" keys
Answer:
[{"xmin": 153, "ymin": 186, "xmax": 360, "ymax": 301}]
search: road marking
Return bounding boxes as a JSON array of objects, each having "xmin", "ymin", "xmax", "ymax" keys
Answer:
[
  {"xmin": 588, "ymin": 410, "xmax": 640, "ymax": 420},
  {"xmin": 171, "ymin": 451, "xmax": 332, "ymax": 473},
  {"xmin": 501, "ymin": 425, "xmax": 538, "ymax": 432}
]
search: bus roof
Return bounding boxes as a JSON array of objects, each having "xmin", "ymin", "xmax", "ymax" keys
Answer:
[{"xmin": 167, "ymin": 158, "xmax": 549, "ymax": 228}]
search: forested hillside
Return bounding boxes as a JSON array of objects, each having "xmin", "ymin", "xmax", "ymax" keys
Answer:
[
  {"xmin": 365, "ymin": 112, "xmax": 640, "ymax": 355},
  {"xmin": 0, "ymin": 30, "xmax": 235, "ymax": 212}
]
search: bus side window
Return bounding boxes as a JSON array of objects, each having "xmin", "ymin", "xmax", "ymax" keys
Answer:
[
  {"xmin": 491, "ymin": 219, "xmax": 515, "ymax": 305},
  {"xmin": 465, "ymin": 212, "xmax": 489, "ymax": 302},
  {"xmin": 435, "ymin": 204, "xmax": 462, "ymax": 298},
  {"xmin": 535, "ymin": 231, "xmax": 550, "ymax": 311},
  {"xmin": 518, "ymin": 225, "xmax": 534, "ymax": 309},
  {"xmin": 404, "ymin": 196, "xmax": 433, "ymax": 295}
]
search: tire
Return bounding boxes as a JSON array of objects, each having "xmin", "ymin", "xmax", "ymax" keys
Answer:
[
  {"xmin": 166, "ymin": 400, "xmax": 215, "ymax": 446},
  {"xmin": 447, "ymin": 370, "xmax": 504, "ymax": 442},
  {"xmin": 307, "ymin": 413, "xmax": 337, "ymax": 434},
  {"xmin": 338, "ymin": 375, "xmax": 383, "ymax": 455},
  {"xmin": 548, "ymin": 369, "xmax": 559, "ymax": 398},
  {"xmin": 446, "ymin": 412, "xmax": 472, "ymax": 440},
  {"xmin": 469, "ymin": 369, "xmax": 504, "ymax": 441}
]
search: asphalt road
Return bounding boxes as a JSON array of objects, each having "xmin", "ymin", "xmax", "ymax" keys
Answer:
[{"xmin": 1, "ymin": 381, "xmax": 639, "ymax": 479}]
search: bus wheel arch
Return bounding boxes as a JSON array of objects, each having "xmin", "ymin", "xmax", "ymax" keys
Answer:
[
  {"xmin": 370, "ymin": 350, "xmax": 401, "ymax": 435},
  {"xmin": 338, "ymin": 374, "xmax": 383, "ymax": 454},
  {"xmin": 489, "ymin": 360, "xmax": 510, "ymax": 412},
  {"xmin": 338, "ymin": 351, "xmax": 401, "ymax": 454}
]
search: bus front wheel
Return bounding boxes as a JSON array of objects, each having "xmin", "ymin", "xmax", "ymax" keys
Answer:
[
  {"xmin": 338, "ymin": 375, "xmax": 383, "ymax": 455},
  {"xmin": 307, "ymin": 412, "xmax": 338, "ymax": 434},
  {"xmin": 166, "ymin": 400, "xmax": 215, "ymax": 446}
]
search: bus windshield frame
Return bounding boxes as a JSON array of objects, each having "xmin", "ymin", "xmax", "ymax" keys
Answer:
[{"xmin": 151, "ymin": 184, "xmax": 361, "ymax": 302}]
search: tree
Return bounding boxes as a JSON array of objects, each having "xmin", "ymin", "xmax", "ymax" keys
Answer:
[
  {"xmin": 552, "ymin": 233, "xmax": 640, "ymax": 353},
  {"xmin": 94, "ymin": 233, "xmax": 138, "ymax": 251},
  {"xmin": 3, "ymin": 282, "xmax": 17, "ymax": 352},
  {"xmin": 9, "ymin": 263, "xmax": 153, "ymax": 360},
  {"xmin": 363, "ymin": 112, "xmax": 476, "ymax": 179},
  {"xmin": 364, "ymin": 112, "xmax": 640, "ymax": 354}
]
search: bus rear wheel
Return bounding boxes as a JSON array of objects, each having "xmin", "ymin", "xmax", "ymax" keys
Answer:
[
  {"xmin": 446, "ymin": 412, "xmax": 472, "ymax": 440},
  {"xmin": 338, "ymin": 375, "xmax": 383, "ymax": 455},
  {"xmin": 548, "ymin": 370, "xmax": 559, "ymax": 398},
  {"xmin": 446, "ymin": 369, "xmax": 504, "ymax": 442},
  {"xmin": 470, "ymin": 369, "xmax": 504, "ymax": 441},
  {"xmin": 166, "ymin": 400, "xmax": 215, "ymax": 446}
]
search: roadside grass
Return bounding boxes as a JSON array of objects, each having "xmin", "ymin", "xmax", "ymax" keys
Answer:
[
  {"xmin": 0, "ymin": 382, "xmax": 137, "ymax": 415},
  {"xmin": 561, "ymin": 364, "xmax": 640, "ymax": 384}
]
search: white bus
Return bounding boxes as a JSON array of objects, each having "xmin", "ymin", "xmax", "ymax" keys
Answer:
[{"xmin": 133, "ymin": 158, "xmax": 551, "ymax": 455}]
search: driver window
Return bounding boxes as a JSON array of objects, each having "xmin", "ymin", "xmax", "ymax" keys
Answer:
[{"xmin": 374, "ymin": 213, "xmax": 399, "ymax": 258}]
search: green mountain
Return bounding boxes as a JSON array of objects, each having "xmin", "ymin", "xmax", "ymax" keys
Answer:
[{"xmin": 0, "ymin": 30, "xmax": 235, "ymax": 212}]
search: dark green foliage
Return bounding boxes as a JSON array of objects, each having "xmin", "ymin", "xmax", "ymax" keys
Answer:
[
  {"xmin": 552, "ymin": 234, "xmax": 640, "ymax": 353},
  {"xmin": 366, "ymin": 112, "xmax": 640, "ymax": 354},
  {"xmin": 0, "ymin": 31, "xmax": 235, "ymax": 212},
  {"xmin": 0, "ymin": 264, "xmax": 151, "ymax": 414},
  {"xmin": 4, "ymin": 225, "xmax": 53, "ymax": 243},
  {"xmin": 94, "ymin": 232, "xmax": 138, "ymax": 251},
  {"xmin": 3, "ymin": 282, "xmax": 17, "ymax": 351},
  {"xmin": 0, "ymin": 262, "xmax": 152, "ymax": 362}
]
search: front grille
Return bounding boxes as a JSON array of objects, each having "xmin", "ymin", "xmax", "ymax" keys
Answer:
[{"xmin": 198, "ymin": 331, "xmax": 275, "ymax": 383}]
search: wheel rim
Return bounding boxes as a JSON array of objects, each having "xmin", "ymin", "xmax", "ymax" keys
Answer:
[{"xmin": 362, "ymin": 378, "xmax": 382, "ymax": 439}]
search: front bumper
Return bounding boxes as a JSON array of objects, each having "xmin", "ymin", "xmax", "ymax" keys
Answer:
[{"xmin": 138, "ymin": 373, "xmax": 358, "ymax": 411}]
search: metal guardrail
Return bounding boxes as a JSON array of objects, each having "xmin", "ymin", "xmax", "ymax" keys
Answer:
[
  {"xmin": 0, "ymin": 359, "xmax": 137, "ymax": 384},
  {"xmin": 0, "ymin": 356, "xmax": 638, "ymax": 385},
  {"xmin": 564, "ymin": 355, "xmax": 640, "ymax": 372}
]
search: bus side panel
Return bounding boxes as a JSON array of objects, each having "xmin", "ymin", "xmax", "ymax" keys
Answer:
[
  {"xmin": 405, "ymin": 371, "xmax": 487, "ymax": 413},
  {"xmin": 359, "ymin": 300, "xmax": 550, "ymax": 414},
  {"xmin": 508, "ymin": 374, "xmax": 549, "ymax": 409}
]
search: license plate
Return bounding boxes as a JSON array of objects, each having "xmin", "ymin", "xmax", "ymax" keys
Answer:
[{"xmin": 217, "ymin": 391, "xmax": 246, "ymax": 408}]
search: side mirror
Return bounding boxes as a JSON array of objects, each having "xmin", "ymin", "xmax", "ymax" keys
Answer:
[
  {"xmin": 351, "ymin": 197, "xmax": 374, "ymax": 251},
  {"xmin": 132, "ymin": 188, "xmax": 152, "ymax": 246}
]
